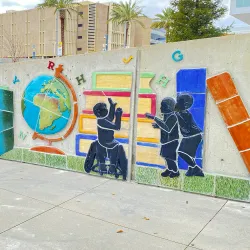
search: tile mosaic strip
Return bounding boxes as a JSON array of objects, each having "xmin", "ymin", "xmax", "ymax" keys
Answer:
[
  {"xmin": 135, "ymin": 166, "xmax": 249, "ymax": 201},
  {"xmin": 207, "ymin": 72, "xmax": 250, "ymax": 172}
]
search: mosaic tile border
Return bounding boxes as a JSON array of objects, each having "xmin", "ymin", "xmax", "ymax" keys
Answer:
[
  {"xmin": 0, "ymin": 148, "xmax": 249, "ymax": 202},
  {"xmin": 135, "ymin": 166, "xmax": 250, "ymax": 202}
]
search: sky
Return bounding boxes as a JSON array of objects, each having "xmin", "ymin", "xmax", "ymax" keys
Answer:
[{"xmin": 0, "ymin": 0, "xmax": 249, "ymax": 29}]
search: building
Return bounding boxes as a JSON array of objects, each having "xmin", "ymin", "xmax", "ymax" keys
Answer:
[
  {"xmin": 150, "ymin": 29, "xmax": 166, "ymax": 45},
  {"xmin": 230, "ymin": 0, "xmax": 250, "ymax": 24},
  {"xmin": 0, "ymin": 2, "xmax": 152, "ymax": 60}
]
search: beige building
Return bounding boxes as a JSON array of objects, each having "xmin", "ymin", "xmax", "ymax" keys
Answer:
[{"xmin": 0, "ymin": 2, "xmax": 152, "ymax": 60}]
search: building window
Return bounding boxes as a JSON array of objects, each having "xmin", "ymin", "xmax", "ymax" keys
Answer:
[
  {"xmin": 78, "ymin": 24, "xmax": 83, "ymax": 27},
  {"xmin": 79, "ymin": 12, "xmax": 83, "ymax": 15},
  {"xmin": 78, "ymin": 36, "xmax": 83, "ymax": 39},
  {"xmin": 77, "ymin": 48, "xmax": 82, "ymax": 51}
]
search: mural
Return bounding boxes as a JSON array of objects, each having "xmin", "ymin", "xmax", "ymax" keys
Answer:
[
  {"xmin": 0, "ymin": 89, "xmax": 14, "ymax": 155},
  {"xmin": 207, "ymin": 72, "xmax": 250, "ymax": 173},
  {"xmin": 22, "ymin": 64, "xmax": 78, "ymax": 154},
  {"xmin": 76, "ymin": 71, "xmax": 155, "ymax": 179},
  {"xmin": 84, "ymin": 98, "xmax": 128, "ymax": 180},
  {"xmin": 137, "ymin": 68, "xmax": 206, "ymax": 178}
]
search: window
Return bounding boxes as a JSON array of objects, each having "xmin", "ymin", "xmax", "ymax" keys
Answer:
[
  {"xmin": 78, "ymin": 36, "xmax": 83, "ymax": 39},
  {"xmin": 77, "ymin": 48, "xmax": 82, "ymax": 51},
  {"xmin": 78, "ymin": 24, "xmax": 83, "ymax": 27},
  {"xmin": 79, "ymin": 12, "xmax": 83, "ymax": 15}
]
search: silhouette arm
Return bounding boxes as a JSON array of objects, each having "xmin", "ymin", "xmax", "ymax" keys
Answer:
[
  {"xmin": 107, "ymin": 104, "xmax": 115, "ymax": 121},
  {"xmin": 154, "ymin": 116, "xmax": 177, "ymax": 133}
]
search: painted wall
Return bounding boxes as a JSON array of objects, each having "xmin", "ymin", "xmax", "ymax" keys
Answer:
[{"xmin": 0, "ymin": 34, "xmax": 249, "ymax": 201}]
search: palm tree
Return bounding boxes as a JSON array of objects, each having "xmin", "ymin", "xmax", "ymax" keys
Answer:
[
  {"xmin": 109, "ymin": 0, "xmax": 145, "ymax": 48},
  {"xmin": 37, "ymin": 0, "xmax": 82, "ymax": 56},
  {"xmin": 151, "ymin": 8, "xmax": 173, "ymax": 42}
]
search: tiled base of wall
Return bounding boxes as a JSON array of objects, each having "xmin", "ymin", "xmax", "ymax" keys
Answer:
[
  {"xmin": 0, "ymin": 148, "xmax": 123, "ymax": 180},
  {"xmin": 1, "ymin": 148, "xmax": 249, "ymax": 202},
  {"xmin": 0, "ymin": 148, "xmax": 85, "ymax": 173},
  {"xmin": 135, "ymin": 166, "xmax": 250, "ymax": 202}
]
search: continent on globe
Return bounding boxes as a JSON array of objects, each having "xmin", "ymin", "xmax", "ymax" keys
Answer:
[
  {"xmin": 41, "ymin": 78, "xmax": 71, "ymax": 113},
  {"xmin": 34, "ymin": 94, "xmax": 62, "ymax": 130}
]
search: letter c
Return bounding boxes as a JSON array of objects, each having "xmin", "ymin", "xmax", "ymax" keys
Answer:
[{"xmin": 172, "ymin": 50, "xmax": 183, "ymax": 62}]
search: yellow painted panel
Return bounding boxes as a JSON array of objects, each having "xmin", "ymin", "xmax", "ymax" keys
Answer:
[
  {"xmin": 137, "ymin": 121, "xmax": 160, "ymax": 139},
  {"xmin": 85, "ymin": 96, "xmax": 152, "ymax": 115},
  {"xmin": 138, "ymin": 98, "xmax": 152, "ymax": 116},
  {"xmin": 79, "ymin": 114, "xmax": 159, "ymax": 141},
  {"xmin": 79, "ymin": 139, "xmax": 129, "ymax": 156},
  {"xmin": 140, "ymin": 78, "xmax": 152, "ymax": 89},
  {"xmin": 136, "ymin": 144, "xmax": 165, "ymax": 166},
  {"xmin": 85, "ymin": 96, "xmax": 131, "ymax": 114},
  {"xmin": 79, "ymin": 115, "xmax": 129, "ymax": 137},
  {"xmin": 96, "ymin": 74, "xmax": 132, "ymax": 89}
]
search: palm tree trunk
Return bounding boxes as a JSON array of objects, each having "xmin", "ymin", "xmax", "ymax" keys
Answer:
[
  {"xmin": 59, "ymin": 9, "xmax": 65, "ymax": 56},
  {"xmin": 124, "ymin": 22, "xmax": 129, "ymax": 48},
  {"xmin": 60, "ymin": 17, "xmax": 65, "ymax": 56}
]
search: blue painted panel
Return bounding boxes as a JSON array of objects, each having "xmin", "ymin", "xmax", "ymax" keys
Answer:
[
  {"xmin": 177, "ymin": 68, "xmax": 206, "ymax": 93},
  {"xmin": 0, "ymin": 128, "xmax": 14, "ymax": 155},
  {"xmin": 0, "ymin": 89, "xmax": 13, "ymax": 112},
  {"xmin": 0, "ymin": 111, "xmax": 13, "ymax": 133},
  {"xmin": 177, "ymin": 68, "xmax": 206, "ymax": 170},
  {"xmin": 178, "ymin": 156, "xmax": 203, "ymax": 171},
  {"xmin": 136, "ymin": 162, "xmax": 165, "ymax": 169}
]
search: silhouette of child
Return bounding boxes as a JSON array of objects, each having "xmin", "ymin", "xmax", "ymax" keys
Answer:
[
  {"xmin": 93, "ymin": 98, "xmax": 127, "ymax": 176},
  {"xmin": 175, "ymin": 94, "xmax": 204, "ymax": 177},
  {"xmin": 146, "ymin": 97, "xmax": 180, "ymax": 178}
]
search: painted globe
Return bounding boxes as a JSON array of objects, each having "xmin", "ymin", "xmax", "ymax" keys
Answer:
[{"xmin": 21, "ymin": 75, "xmax": 71, "ymax": 135}]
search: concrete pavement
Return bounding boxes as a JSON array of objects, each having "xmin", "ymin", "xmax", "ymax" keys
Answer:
[{"xmin": 0, "ymin": 160, "xmax": 249, "ymax": 250}]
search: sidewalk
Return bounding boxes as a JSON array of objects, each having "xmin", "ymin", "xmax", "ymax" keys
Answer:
[{"xmin": 0, "ymin": 160, "xmax": 249, "ymax": 250}]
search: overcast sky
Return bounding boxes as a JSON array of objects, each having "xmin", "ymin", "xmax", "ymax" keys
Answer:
[{"xmin": 0, "ymin": 0, "xmax": 248, "ymax": 28}]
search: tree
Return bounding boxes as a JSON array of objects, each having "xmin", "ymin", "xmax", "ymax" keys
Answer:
[
  {"xmin": 37, "ymin": 0, "xmax": 82, "ymax": 56},
  {"xmin": 167, "ymin": 0, "xmax": 231, "ymax": 42},
  {"xmin": 109, "ymin": 0, "xmax": 145, "ymax": 48},
  {"xmin": 3, "ymin": 30, "xmax": 25, "ymax": 63},
  {"xmin": 151, "ymin": 8, "xmax": 173, "ymax": 42}
]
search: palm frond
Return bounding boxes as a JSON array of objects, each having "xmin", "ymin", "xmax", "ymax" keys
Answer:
[{"xmin": 108, "ymin": 0, "xmax": 145, "ymax": 25}]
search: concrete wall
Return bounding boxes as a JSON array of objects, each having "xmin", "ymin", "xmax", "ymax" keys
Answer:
[{"xmin": 0, "ymin": 34, "xmax": 249, "ymax": 202}]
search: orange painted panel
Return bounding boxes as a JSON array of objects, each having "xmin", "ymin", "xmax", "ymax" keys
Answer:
[
  {"xmin": 217, "ymin": 96, "xmax": 249, "ymax": 126},
  {"xmin": 240, "ymin": 151, "xmax": 250, "ymax": 172},
  {"xmin": 207, "ymin": 72, "xmax": 238, "ymax": 102},
  {"xmin": 228, "ymin": 121, "xmax": 250, "ymax": 151}
]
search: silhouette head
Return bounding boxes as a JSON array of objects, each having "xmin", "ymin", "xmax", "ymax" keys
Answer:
[
  {"xmin": 93, "ymin": 102, "xmax": 108, "ymax": 118},
  {"xmin": 176, "ymin": 94, "xmax": 193, "ymax": 111},
  {"xmin": 160, "ymin": 97, "xmax": 176, "ymax": 113}
]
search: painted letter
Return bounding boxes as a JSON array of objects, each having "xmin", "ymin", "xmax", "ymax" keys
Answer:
[
  {"xmin": 76, "ymin": 74, "xmax": 86, "ymax": 85},
  {"xmin": 47, "ymin": 61, "xmax": 55, "ymax": 70}
]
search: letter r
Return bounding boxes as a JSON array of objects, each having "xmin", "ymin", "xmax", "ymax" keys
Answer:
[{"xmin": 48, "ymin": 61, "xmax": 55, "ymax": 70}]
